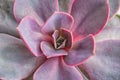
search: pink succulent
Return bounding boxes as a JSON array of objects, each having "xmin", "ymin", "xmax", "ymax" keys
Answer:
[
  {"xmin": 0, "ymin": 0, "xmax": 120, "ymax": 80},
  {"xmin": 14, "ymin": 0, "xmax": 109, "ymax": 79}
]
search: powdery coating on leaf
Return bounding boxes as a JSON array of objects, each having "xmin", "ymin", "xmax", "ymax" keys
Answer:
[
  {"xmin": 117, "ymin": 9, "xmax": 120, "ymax": 15},
  {"xmin": 0, "ymin": 9, "xmax": 19, "ymax": 37},
  {"xmin": 63, "ymin": 35, "xmax": 95, "ymax": 66},
  {"xmin": 17, "ymin": 16, "xmax": 45, "ymax": 56},
  {"xmin": 41, "ymin": 12, "xmax": 74, "ymax": 35},
  {"xmin": 34, "ymin": 57, "xmax": 83, "ymax": 80},
  {"xmin": 0, "ymin": 0, "xmax": 14, "ymax": 15},
  {"xmin": 109, "ymin": 0, "xmax": 120, "ymax": 18},
  {"xmin": 13, "ymin": 0, "xmax": 59, "ymax": 25},
  {"xmin": 0, "ymin": 34, "xmax": 46, "ymax": 80},
  {"xmin": 58, "ymin": 0, "xmax": 74, "ymax": 13},
  {"xmin": 70, "ymin": 0, "xmax": 109, "ymax": 38},
  {"xmin": 95, "ymin": 16, "xmax": 120, "ymax": 42},
  {"xmin": 95, "ymin": 27, "xmax": 120, "ymax": 42},
  {"xmin": 106, "ymin": 15, "xmax": 120, "ymax": 28},
  {"xmin": 80, "ymin": 40, "xmax": 120, "ymax": 80}
]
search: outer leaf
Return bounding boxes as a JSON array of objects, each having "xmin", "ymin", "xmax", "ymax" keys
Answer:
[
  {"xmin": 17, "ymin": 16, "xmax": 46, "ymax": 56},
  {"xmin": 64, "ymin": 35, "xmax": 94, "ymax": 66},
  {"xmin": 95, "ymin": 27, "xmax": 120, "ymax": 42},
  {"xmin": 34, "ymin": 57, "xmax": 83, "ymax": 80},
  {"xmin": 0, "ymin": 9, "xmax": 19, "ymax": 37},
  {"xmin": 95, "ymin": 16, "xmax": 120, "ymax": 42},
  {"xmin": 80, "ymin": 40, "xmax": 120, "ymax": 80},
  {"xmin": 6, "ymin": 0, "xmax": 14, "ymax": 15},
  {"xmin": 0, "ymin": 34, "xmax": 46, "ymax": 80},
  {"xmin": 109, "ymin": 0, "xmax": 120, "ymax": 18},
  {"xmin": 14, "ymin": 0, "xmax": 58, "ymax": 25},
  {"xmin": 0, "ymin": 0, "xmax": 14, "ymax": 15},
  {"xmin": 41, "ymin": 12, "xmax": 73, "ymax": 35},
  {"xmin": 24, "ymin": 74, "xmax": 33, "ymax": 80},
  {"xmin": 0, "ymin": 0, "xmax": 7, "ymax": 10},
  {"xmin": 58, "ymin": 0, "xmax": 74, "ymax": 13},
  {"xmin": 70, "ymin": 0, "xmax": 109, "ymax": 38},
  {"xmin": 106, "ymin": 15, "xmax": 120, "ymax": 28},
  {"xmin": 117, "ymin": 9, "xmax": 120, "ymax": 15}
]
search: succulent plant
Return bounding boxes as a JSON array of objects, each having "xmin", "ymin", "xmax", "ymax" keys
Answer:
[{"xmin": 0, "ymin": 0, "xmax": 120, "ymax": 80}]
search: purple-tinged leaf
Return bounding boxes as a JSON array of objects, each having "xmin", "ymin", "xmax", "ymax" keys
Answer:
[
  {"xmin": 0, "ymin": 9, "xmax": 19, "ymax": 37},
  {"xmin": 52, "ymin": 28, "xmax": 73, "ymax": 49},
  {"xmin": 17, "ymin": 16, "xmax": 46, "ymax": 56},
  {"xmin": 60, "ymin": 28, "xmax": 73, "ymax": 49},
  {"xmin": 106, "ymin": 15, "xmax": 120, "ymax": 28},
  {"xmin": 34, "ymin": 57, "xmax": 83, "ymax": 80},
  {"xmin": 52, "ymin": 30, "xmax": 61, "ymax": 49},
  {"xmin": 41, "ymin": 41, "xmax": 67, "ymax": 58},
  {"xmin": 80, "ymin": 40, "xmax": 120, "ymax": 80},
  {"xmin": 41, "ymin": 12, "xmax": 73, "ymax": 34},
  {"xmin": 117, "ymin": 9, "xmax": 120, "ymax": 15},
  {"xmin": 70, "ymin": 0, "xmax": 109, "ymax": 38},
  {"xmin": 0, "ymin": 34, "xmax": 46, "ymax": 80},
  {"xmin": 13, "ymin": 0, "xmax": 58, "ymax": 25},
  {"xmin": 95, "ymin": 27, "xmax": 120, "ymax": 42},
  {"xmin": 0, "ymin": 0, "xmax": 14, "ymax": 15},
  {"xmin": 23, "ymin": 74, "xmax": 33, "ymax": 80},
  {"xmin": 64, "ymin": 35, "xmax": 94, "ymax": 66},
  {"xmin": 58, "ymin": 0, "xmax": 74, "ymax": 13},
  {"xmin": 95, "ymin": 16, "xmax": 120, "ymax": 42},
  {"xmin": 109, "ymin": 0, "xmax": 120, "ymax": 18},
  {"xmin": 0, "ymin": 0, "xmax": 7, "ymax": 10}
]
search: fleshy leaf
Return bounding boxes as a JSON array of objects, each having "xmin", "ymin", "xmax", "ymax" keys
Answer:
[
  {"xmin": 109, "ymin": 0, "xmax": 120, "ymax": 18},
  {"xmin": 0, "ymin": 9, "xmax": 19, "ymax": 37},
  {"xmin": 0, "ymin": 0, "xmax": 14, "ymax": 15},
  {"xmin": 95, "ymin": 16, "xmax": 120, "ymax": 42},
  {"xmin": 41, "ymin": 41, "xmax": 67, "ymax": 58},
  {"xmin": 0, "ymin": 0, "xmax": 8, "ymax": 11},
  {"xmin": 52, "ymin": 30, "xmax": 61, "ymax": 49},
  {"xmin": 24, "ymin": 74, "xmax": 33, "ymax": 80},
  {"xmin": 52, "ymin": 30, "xmax": 67, "ymax": 49},
  {"xmin": 0, "ymin": 34, "xmax": 46, "ymax": 80},
  {"xmin": 58, "ymin": 0, "xmax": 74, "ymax": 13},
  {"xmin": 52, "ymin": 28, "xmax": 73, "ymax": 49},
  {"xmin": 34, "ymin": 57, "xmax": 83, "ymax": 80},
  {"xmin": 60, "ymin": 28, "xmax": 73, "ymax": 49},
  {"xmin": 17, "ymin": 16, "xmax": 45, "ymax": 56},
  {"xmin": 70, "ymin": 0, "xmax": 109, "ymax": 37},
  {"xmin": 80, "ymin": 40, "xmax": 120, "ymax": 80},
  {"xmin": 64, "ymin": 35, "xmax": 94, "ymax": 66},
  {"xmin": 106, "ymin": 15, "xmax": 120, "ymax": 28},
  {"xmin": 41, "ymin": 12, "xmax": 73, "ymax": 34},
  {"xmin": 117, "ymin": 9, "xmax": 120, "ymax": 15},
  {"xmin": 95, "ymin": 27, "xmax": 120, "ymax": 42},
  {"xmin": 13, "ymin": 0, "xmax": 58, "ymax": 25}
]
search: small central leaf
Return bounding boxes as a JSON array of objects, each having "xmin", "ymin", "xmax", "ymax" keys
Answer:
[
  {"xmin": 52, "ymin": 29, "xmax": 73, "ymax": 49},
  {"xmin": 56, "ymin": 36, "xmax": 66, "ymax": 49}
]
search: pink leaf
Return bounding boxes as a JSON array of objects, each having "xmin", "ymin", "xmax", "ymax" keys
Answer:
[
  {"xmin": 64, "ymin": 35, "xmax": 94, "ymax": 66},
  {"xmin": 70, "ymin": 0, "xmax": 109, "ymax": 37},
  {"xmin": 34, "ymin": 57, "xmax": 83, "ymax": 80},
  {"xmin": 14, "ymin": 0, "xmax": 58, "ymax": 25},
  {"xmin": 0, "ymin": 34, "xmax": 46, "ymax": 80}
]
